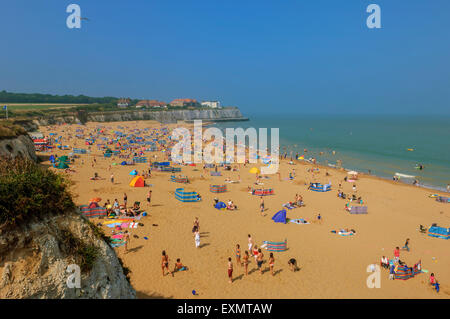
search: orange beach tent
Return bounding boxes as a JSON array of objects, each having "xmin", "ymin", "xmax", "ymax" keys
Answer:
[{"xmin": 129, "ymin": 176, "xmax": 145, "ymax": 187}]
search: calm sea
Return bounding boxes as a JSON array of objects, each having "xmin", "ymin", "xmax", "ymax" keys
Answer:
[{"xmin": 213, "ymin": 114, "xmax": 450, "ymax": 192}]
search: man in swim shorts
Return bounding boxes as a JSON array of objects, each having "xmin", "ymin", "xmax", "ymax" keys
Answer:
[{"xmin": 257, "ymin": 249, "xmax": 264, "ymax": 274}]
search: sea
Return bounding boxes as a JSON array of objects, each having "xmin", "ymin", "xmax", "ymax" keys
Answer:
[{"xmin": 212, "ymin": 114, "xmax": 450, "ymax": 192}]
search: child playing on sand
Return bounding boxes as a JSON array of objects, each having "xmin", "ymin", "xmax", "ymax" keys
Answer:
[
  {"xmin": 260, "ymin": 197, "xmax": 265, "ymax": 216},
  {"xmin": 228, "ymin": 257, "xmax": 233, "ymax": 284},
  {"xmin": 402, "ymin": 238, "xmax": 410, "ymax": 252},
  {"xmin": 173, "ymin": 258, "xmax": 188, "ymax": 272},
  {"xmin": 288, "ymin": 258, "xmax": 298, "ymax": 272},
  {"xmin": 430, "ymin": 273, "xmax": 440, "ymax": 292},
  {"xmin": 394, "ymin": 247, "xmax": 400, "ymax": 263}
]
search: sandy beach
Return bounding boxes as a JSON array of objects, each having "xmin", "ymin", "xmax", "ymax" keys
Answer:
[{"xmin": 38, "ymin": 120, "xmax": 450, "ymax": 299}]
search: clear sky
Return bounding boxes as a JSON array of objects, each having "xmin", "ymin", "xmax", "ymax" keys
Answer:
[{"xmin": 1, "ymin": 0, "xmax": 449, "ymax": 115}]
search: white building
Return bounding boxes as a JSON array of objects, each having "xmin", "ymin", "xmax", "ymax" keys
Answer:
[{"xmin": 201, "ymin": 101, "xmax": 221, "ymax": 108}]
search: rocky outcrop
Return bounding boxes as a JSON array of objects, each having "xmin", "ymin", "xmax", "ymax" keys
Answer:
[
  {"xmin": 0, "ymin": 212, "xmax": 136, "ymax": 299},
  {"xmin": 0, "ymin": 134, "xmax": 37, "ymax": 162},
  {"xmin": 32, "ymin": 107, "xmax": 247, "ymax": 125},
  {"xmin": 11, "ymin": 119, "xmax": 39, "ymax": 132}
]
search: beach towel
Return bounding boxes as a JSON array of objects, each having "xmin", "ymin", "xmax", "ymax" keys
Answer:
[
  {"xmin": 289, "ymin": 218, "xmax": 309, "ymax": 224},
  {"xmin": 348, "ymin": 206, "xmax": 368, "ymax": 214},
  {"xmin": 427, "ymin": 226, "xmax": 450, "ymax": 240},
  {"xmin": 282, "ymin": 203, "xmax": 296, "ymax": 209}
]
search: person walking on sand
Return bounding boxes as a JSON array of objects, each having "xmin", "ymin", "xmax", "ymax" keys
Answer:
[
  {"xmin": 317, "ymin": 213, "xmax": 322, "ymax": 224},
  {"xmin": 235, "ymin": 244, "xmax": 242, "ymax": 267},
  {"xmin": 268, "ymin": 253, "xmax": 275, "ymax": 276},
  {"xmin": 228, "ymin": 257, "xmax": 233, "ymax": 283},
  {"xmin": 110, "ymin": 173, "xmax": 114, "ymax": 184},
  {"xmin": 123, "ymin": 230, "xmax": 130, "ymax": 252},
  {"xmin": 146, "ymin": 190, "xmax": 152, "ymax": 206},
  {"xmin": 194, "ymin": 229, "xmax": 201, "ymax": 248},
  {"xmin": 161, "ymin": 250, "xmax": 172, "ymax": 276},
  {"xmin": 248, "ymin": 234, "xmax": 253, "ymax": 255},
  {"xmin": 123, "ymin": 193, "xmax": 128, "ymax": 209},
  {"xmin": 260, "ymin": 197, "xmax": 265, "ymax": 216},
  {"xmin": 243, "ymin": 251, "xmax": 249, "ymax": 275},
  {"xmin": 257, "ymin": 249, "xmax": 264, "ymax": 275}
]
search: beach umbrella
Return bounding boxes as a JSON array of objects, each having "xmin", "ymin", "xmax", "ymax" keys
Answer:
[
  {"xmin": 249, "ymin": 167, "xmax": 260, "ymax": 174},
  {"xmin": 89, "ymin": 197, "xmax": 102, "ymax": 203},
  {"xmin": 129, "ymin": 169, "xmax": 138, "ymax": 175}
]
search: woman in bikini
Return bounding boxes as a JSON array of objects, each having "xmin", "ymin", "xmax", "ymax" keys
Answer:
[
  {"xmin": 243, "ymin": 251, "xmax": 249, "ymax": 275},
  {"xmin": 268, "ymin": 253, "xmax": 275, "ymax": 276},
  {"xmin": 161, "ymin": 250, "xmax": 172, "ymax": 276},
  {"xmin": 193, "ymin": 217, "xmax": 200, "ymax": 232},
  {"xmin": 235, "ymin": 244, "xmax": 242, "ymax": 267}
]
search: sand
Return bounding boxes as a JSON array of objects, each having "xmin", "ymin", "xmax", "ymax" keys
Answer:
[{"xmin": 38, "ymin": 120, "xmax": 450, "ymax": 299}]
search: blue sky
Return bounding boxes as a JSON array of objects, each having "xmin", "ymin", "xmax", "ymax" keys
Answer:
[{"xmin": 1, "ymin": 0, "xmax": 449, "ymax": 115}]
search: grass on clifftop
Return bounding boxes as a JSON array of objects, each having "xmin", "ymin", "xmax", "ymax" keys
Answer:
[
  {"xmin": 0, "ymin": 158, "xmax": 76, "ymax": 226},
  {"xmin": 0, "ymin": 121, "xmax": 27, "ymax": 139}
]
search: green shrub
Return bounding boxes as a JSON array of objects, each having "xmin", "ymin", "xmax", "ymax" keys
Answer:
[
  {"xmin": 60, "ymin": 229, "xmax": 98, "ymax": 272},
  {"xmin": 0, "ymin": 158, "xmax": 75, "ymax": 226}
]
